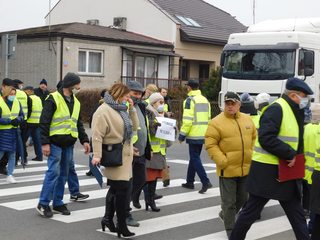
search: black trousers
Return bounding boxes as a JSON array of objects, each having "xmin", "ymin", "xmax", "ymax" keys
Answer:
[
  {"xmin": 311, "ymin": 214, "xmax": 320, "ymax": 239},
  {"xmin": 132, "ymin": 156, "xmax": 146, "ymax": 198},
  {"xmin": 230, "ymin": 194, "xmax": 310, "ymax": 240}
]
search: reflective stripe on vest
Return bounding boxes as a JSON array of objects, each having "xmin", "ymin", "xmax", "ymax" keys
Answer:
[
  {"xmin": 27, "ymin": 95, "xmax": 43, "ymax": 124},
  {"xmin": 303, "ymin": 123, "xmax": 317, "ymax": 184},
  {"xmin": 180, "ymin": 90, "xmax": 211, "ymax": 140},
  {"xmin": 252, "ymin": 98, "xmax": 299, "ymax": 165},
  {"xmin": 49, "ymin": 92, "xmax": 80, "ymax": 138},
  {"xmin": 16, "ymin": 90, "xmax": 28, "ymax": 120},
  {"xmin": 0, "ymin": 97, "xmax": 20, "ymax": 130},
  {"xmin": 149, "ymin": 135, "xmax": 166, "ymax": 155}
]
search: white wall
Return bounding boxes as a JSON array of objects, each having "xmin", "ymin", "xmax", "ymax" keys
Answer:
[{"xmin": 47, "ymin": 0, "xmax": 177, "ymax": 43}]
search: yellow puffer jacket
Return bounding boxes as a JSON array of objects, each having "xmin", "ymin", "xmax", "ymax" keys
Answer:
[{"xmin": 205, "ymin": 111, "xmax": 256, "ymax": 177}]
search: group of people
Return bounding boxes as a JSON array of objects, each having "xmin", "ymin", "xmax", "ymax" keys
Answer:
[
  {"xmin": 205, "ymin": 77, "xmax": 320, "ymax": 240},
  {"xmin": 0, "ymin": 78, "xmax": 49, "ymax": 183},
  {"xmin": 2, "ymin": 71, "xmax": 319, "ymax": 239}
]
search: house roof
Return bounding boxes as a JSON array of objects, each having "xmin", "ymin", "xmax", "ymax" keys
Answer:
[
  {"xmin": 1, "ymin": 22, "xmax": 173, "ymax": 48},
  {"xmin": 152, "ymin": 0, "xmax": 247, "ymax": 45}
]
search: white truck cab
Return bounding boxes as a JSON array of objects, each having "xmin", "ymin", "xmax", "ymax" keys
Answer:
[{"xmin": 219, "ymin": 18, "xmax": 320, "ymax": 109}]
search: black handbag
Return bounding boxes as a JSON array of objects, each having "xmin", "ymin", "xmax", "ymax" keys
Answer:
[{"xmin": 100, "ymin": 143, "xmax": 123, "ymax": 167}]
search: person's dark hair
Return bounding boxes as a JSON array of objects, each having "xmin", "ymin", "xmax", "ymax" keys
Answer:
[{"xmin": 100, "ymin": 89, "xmax": 107, "ymax": 99}]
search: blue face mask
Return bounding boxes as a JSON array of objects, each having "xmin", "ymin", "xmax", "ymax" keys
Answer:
[
  {"xmin": 7, "ymin": 95, "xmax": 15, "ymax": 102},
  {"xmin": 121, "ymin": 101, "xmax": 127, "ymax": 106},
  {"xmin": 295, "ymin": 94, "xmax": 310, "ymax": 109},
  {"xmin": 157, "ymin": 104, "xmax": 165, "ymax": 113}
]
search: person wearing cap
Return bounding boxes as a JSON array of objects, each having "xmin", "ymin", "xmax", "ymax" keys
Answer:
[
  {"xmin": 125, "ymin": 80, "xmax": 152, "ymax": 227},
  {"xmin": 230, "ymin": 77, "xmax": 312, "ymax": 240},
  {"xmin": 13, "ymin": 79, "xmax": 28, "ymax": 165},
  {"xmin": 179, "ymin": 79, "xmax": 212, "ymax": 194},
  {"xmin": 0, "ymin": 78, "xmax": 24, "ymax": 183},
  {"xmin": 34, "ymin": 79, "xmax": 50, "ymax": 104},
  {"xmin": 36, "ymin": 72, "xmax": 90, "ymax": 218},
  {"xmin": 205, "ymin": 91, "xmax": 256, "ymax": 238},
  {"xmin": 24, "ymin": 86, "xmax": 43, "ymax": 162}
]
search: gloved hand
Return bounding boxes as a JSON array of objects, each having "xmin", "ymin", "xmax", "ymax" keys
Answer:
[{"xmin": 11, "ymin": 118, "xmax": 20, "ymax": 127}]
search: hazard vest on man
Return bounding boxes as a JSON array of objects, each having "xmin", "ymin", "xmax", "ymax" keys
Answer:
[
  {"xmin": 180, "ymin": 90, "xmax": 211, "ymax": 142},
  {"xmin": 251, "ymin": 115, "xmax": 260, "ymax": 130},
  {"xmin": 303, "ymin": 123, "xmax": 317, "ymax": 184},
  {"xmin": 252, "ymin": 98, "xmax": 299, "ymax": 165},
  {"xmin": 0, "ymin": 97, "xmax": 20, "ymax": 130},
  {"xmin": 16, "ymin": 89, "xmax": 28, "ymax": 120},
  {"xmin": 27, "ymin": 95, "xmax": 43, "ymax": 124},
  {"xmin": 313, "ymin": 125, "xmax": 320, "ymax": 172},
  {"xmin": 49, "ymin": 91, "xmax": 80, "ymax": 138}
]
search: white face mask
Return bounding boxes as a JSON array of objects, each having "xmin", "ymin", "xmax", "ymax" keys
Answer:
[
  {"xmin": 157, "ymin": 104, "xmax": 165, "ymax": 113},
  {"xmin": 7, "ymin": 95, "xmax": 15, "ymax": 102},
  {"xmin": 295, "ymin": 94, "xmax": 310, "ymax": 109},
  {"xmin": 72, "ymin": 88, "xmax": 80, "ymax": 95}
]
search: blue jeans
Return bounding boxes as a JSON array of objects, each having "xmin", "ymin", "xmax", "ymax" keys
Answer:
[
  {"xmin": 26, "ymin": 127, "xmax": 42, "ymax": 160},
  {"xmin": 39, "ymin": 144, "xmax": 73, "ymax": 207},
  {"xmin": 186, "ymin": 144, "xmax": 209, "ymax": 185},
  {"xmin": 0, "ymin": 151, "xmax": 15, "ymax": 176},
  {"xmin": 67, "ymin": 157, "xmax": 80, "ymax": 196}
]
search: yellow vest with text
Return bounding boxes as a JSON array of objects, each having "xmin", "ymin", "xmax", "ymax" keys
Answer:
[
  {"xmin": 180, "ymin": 90, "xmax": 211, "ymax": 141},
  {"xmin": 16, "ymin": 89, "xmax": 28, "ymax": 120},
  {"xmin": 27, "ymin": 95, "xmax": 43, "ymax": 124},
  {"xmin": 0, "ymin": 97, "xmax": 20, "ymax": 130},
  {"xmin": 252, "ymin": 98, "xmax": 299, "ymax": 165},
  {"xmin": 49, "ymin": 92, "xmax": 80, "ymax": 138},
  {"xmin": 303, "ymin": 123, "xmax": 317, "ymax": 184}
]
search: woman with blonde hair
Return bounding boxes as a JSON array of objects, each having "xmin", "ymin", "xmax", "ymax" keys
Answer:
[{"xmin": 91, "ymin": 83, "xmax": 139, "ymax": 238}]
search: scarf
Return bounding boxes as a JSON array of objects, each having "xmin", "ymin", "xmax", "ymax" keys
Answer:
[{"xmin": 104, "ymin": 93, "xmax": 133, "ymax": 142}]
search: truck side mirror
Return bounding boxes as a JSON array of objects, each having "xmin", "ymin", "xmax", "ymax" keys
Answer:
[
  {"xmin": 220, "ymin": 53, "xmax": 225, "ymax": 67},
  {"xmin": 304, "ymin": 67, "xmax": 314, "ymax": 77}
]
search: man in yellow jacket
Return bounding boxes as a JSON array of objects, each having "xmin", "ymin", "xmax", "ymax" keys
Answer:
[
  {"xmin": 179, "ymin": 79, "xmax": 212, "ymax": 194},
  {"xmin": 205, "ymin": 91, "xmax": 256, "ymax": 238}
]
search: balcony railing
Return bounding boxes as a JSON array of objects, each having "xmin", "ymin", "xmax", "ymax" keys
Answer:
[{"xmin": 121, "ymin": 76, "xmax": 183, "ymax": 88}]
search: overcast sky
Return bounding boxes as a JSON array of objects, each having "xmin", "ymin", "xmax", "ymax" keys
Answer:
[{"xmin": 0, "ymin": 0, "xmax": 319, "ymax": 32}]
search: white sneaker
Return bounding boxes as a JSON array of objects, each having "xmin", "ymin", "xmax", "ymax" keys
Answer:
[{"xmin": 6, "ymin": 175, "xmax": 17, "ymax": 184}]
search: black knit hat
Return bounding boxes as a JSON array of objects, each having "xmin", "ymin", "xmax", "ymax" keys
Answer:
[
  {"xmin": 40, "ymin": 79, "xmax": 47, "ymax": 86},
  {"xmin": 62, "ymin": 72, "xmax": 81, "ymax": 88}
]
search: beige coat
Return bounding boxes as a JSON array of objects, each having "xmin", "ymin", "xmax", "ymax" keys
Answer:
[{"xmin": 91, "ymin": 103, "xmax": 139, "ymax": 181}]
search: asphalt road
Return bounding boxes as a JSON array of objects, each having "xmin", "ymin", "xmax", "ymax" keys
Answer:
[{"xmin": 0, "ymin": 137, "xmax": 299, "ymax": 240}]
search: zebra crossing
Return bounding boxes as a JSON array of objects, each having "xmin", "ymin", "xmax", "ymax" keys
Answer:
[{"xmin": 0, "ymin": 159, "xmax": 296, "ymax": 239}]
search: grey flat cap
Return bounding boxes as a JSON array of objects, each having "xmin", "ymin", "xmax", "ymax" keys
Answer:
[{"xmin": 126, "ymin": 81, "xmax": 144, "ymax": 92}]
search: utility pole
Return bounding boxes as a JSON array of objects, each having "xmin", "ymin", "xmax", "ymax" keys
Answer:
[{"xmin": 1, "ymin": 34, "xmax": 17, "ymax": 78}]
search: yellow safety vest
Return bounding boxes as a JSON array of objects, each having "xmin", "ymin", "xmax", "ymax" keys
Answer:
[
  {"xmin": 252, "ymin": 98, "xmax": 299, "ymax": 165},
  {"xmin": 0, "ymin": 97, "xmax": 20, "ymax": 130},
  {"xmin": 149, "ymin": 118, "xmax": 166, "ymax": 155},
  {"xmin": 304, "ymin": 123, "xmax": 317, "ymax": 184},
  {"xmin": 313, "ymin": 124, "xmax": 320, "ymax": 172},
  {"xmin": 180, "ymin": 90, "xmax": 211, "ymax": 141},
  {"xmin": 27, "ymin": 95, "xmax": 43, "ymax": 124},
  {"xmin": 16, "ymin": 89, "xmax": 28, "ymax": 120},
  {"xmin": 49, "ymin": 92, "xmax": 80, "ymax": 138},
  {"xmin": 164, "ymin": 103, "xmax": 169, "ymax": 113},
  {"xmin": 251, "ymin": 115, "xmax": 260, "ymax": 130}
]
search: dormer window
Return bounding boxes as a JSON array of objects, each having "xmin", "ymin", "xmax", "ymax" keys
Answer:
[{"xmin": 176, "ymin": 15, "xmax": 201, "ymax": 27}]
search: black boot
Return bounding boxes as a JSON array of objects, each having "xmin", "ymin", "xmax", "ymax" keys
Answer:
[
  {"xmin": 101, "ymin": 190, "xmax": 117, "ymax": 233},
  {"xmin": 115, "ymin": 187, "xmax": 135, "ymax": 238},
  {"xmin": 132, "ymin": 190, "xmax": 141, "ymax": 209},
  {"xmin": 145, "ymin": 181, "xmax": 160, "ymax": 212}
]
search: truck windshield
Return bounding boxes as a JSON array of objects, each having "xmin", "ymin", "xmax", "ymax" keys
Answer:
[{"xmin": 222, "ymin": 50, "xmax": 295, "ymax": 80}]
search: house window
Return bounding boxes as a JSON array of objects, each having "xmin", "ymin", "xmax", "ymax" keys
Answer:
[
  {"xmin": 134, "ymin": 56, "xmax": 157, "ymax": 78},
  {"xmin": 176, "ymin": 15, "xmax": 201, "ymax": 27},
  {"xmin": 78, "ymin": 49, "xmax": 103, "ymax": 74}
]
